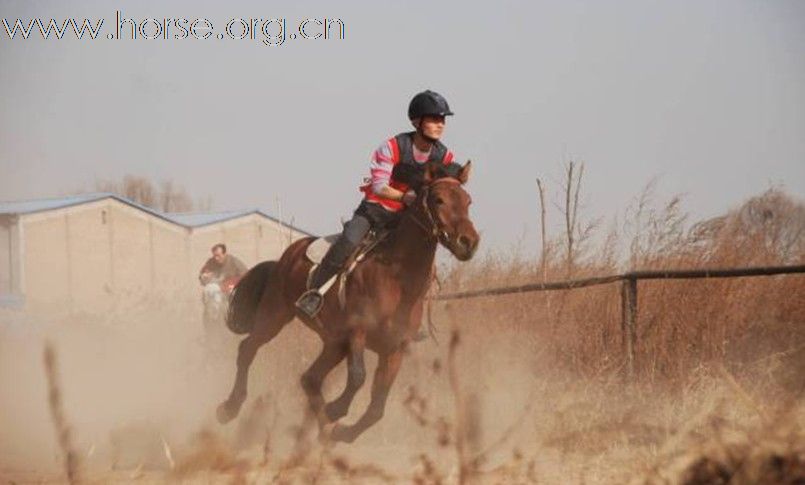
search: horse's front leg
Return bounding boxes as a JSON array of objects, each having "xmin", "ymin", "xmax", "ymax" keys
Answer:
[
  {"xmin": 324, "ymin": 328, "xmax": 367, "ymax": 421},
  {"xmin": 329, "ymin": 348, "xmax": 403, "ymax": 443},
  {"xmin": 300, "ymin": 342, "xmax": 347, "ymax": 424}
]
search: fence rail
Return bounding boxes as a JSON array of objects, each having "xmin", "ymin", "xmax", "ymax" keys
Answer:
[{"xmin": 431, "ymin": 264, "xmax": 805, "ymax": 379}]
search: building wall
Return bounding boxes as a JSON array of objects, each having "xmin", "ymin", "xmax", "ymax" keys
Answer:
[
  {"xmin": 258, "ymin": 218, "xmax": 309, "ymax": 262},
  {"xmin": 64, "ymin": 201, "xmax": 113, "ymax": 313},
  {"xmin": 22, "ymin": 211, "xmax": 71, "ymax": 313},
  {"xmin": 11, "ymin": 221, "xmax": 22, "ymax": 295},
  {"xmin": 19, "ymin": 199, "xmax": 193, "ymax": 314},
  {"xmin": 0, "ymin": 217, "xmax": 11, "ymax": 294},
  {"xmin": 108, "ymin": 202, "xmax": 153, "ymax": 297},
  {"xmin": 151, "ymin": 217, "xmax": 191, "ymax": 297},
  {"xmin": 12, "ymin": 199, "xmax": 308, "ymax": 316}
]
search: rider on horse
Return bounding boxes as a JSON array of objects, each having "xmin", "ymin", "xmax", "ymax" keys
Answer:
[{"xmin": 295, "ymin": 90, "xmax": 458, "ymax": 318}]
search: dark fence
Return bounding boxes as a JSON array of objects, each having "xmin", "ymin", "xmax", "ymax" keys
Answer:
[{"xmin": 432, "ymin": 264, "xmax": 805, "ymax": 379}]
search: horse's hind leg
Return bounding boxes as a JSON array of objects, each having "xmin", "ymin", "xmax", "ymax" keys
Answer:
[
  {"xmin": 217, "ymin": 296, "xmax": 292, "ymax": 424},
  {"xmin": 324, "ymin": 329, "xmax": 367, "ymax": 421},
  {"xmin": 330, "ymin": 349, "xmax": 403, "ymax": 443}
]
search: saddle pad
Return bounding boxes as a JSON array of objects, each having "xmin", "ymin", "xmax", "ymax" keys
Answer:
[{"xmin": 306, "ymin": 234, "xmax": 340, "ymax": 264}]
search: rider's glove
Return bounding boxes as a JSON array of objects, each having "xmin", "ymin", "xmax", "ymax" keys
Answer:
[{"xmin": 402, "ymin": 190, "xmax": 417, "ymax": 206}]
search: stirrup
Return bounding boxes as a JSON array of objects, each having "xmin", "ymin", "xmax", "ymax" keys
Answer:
[{"xmin": 295, "ymin": 289, "xmax": 324, "ymax": 318}]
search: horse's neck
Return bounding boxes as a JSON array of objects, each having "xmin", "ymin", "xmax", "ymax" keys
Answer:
[{"xmin": 388, "ymin": 212, "xmax": 437, "ymax": 279}]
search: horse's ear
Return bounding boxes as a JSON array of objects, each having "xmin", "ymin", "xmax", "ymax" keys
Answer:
[{"xmin": 458, "ymin": 160, "xmax": 472, "ymax": 184}]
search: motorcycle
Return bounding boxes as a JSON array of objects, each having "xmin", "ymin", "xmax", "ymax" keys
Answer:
[{"xmin": 200, "ymin": 274, "xmax": 241, "ymax": 344}]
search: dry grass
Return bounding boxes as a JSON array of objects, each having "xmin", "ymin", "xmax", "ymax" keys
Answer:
[
  {"xmin": 43, "ymin": 343, "xmax": 81, "ymax": 484},
  {"xmin": 427, "ymin": 185, "xmax": 805, "ymax": 483},
  {"xmin": 441, "ymin": 186, "xmax": 805, "ymax": 387}
]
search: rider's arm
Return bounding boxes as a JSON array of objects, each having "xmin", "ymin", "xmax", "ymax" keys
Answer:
[
  {"xmin": 375, "ymin": 185, "xmax": 416, "ymax": 206},
  {"xmin": 373, "ymin": 184, "xmax": 405, "ymax": 201},
  {"xmin": 369, "ymin": 140, "xmax": 413, "ymax": 203},
  {"xmin": 199, "ymin": 258, "xmax": 213, "ymax": 285},
  {"xmin": 369, "ymin": 141, "xmax": 400, "ymax": 199}
]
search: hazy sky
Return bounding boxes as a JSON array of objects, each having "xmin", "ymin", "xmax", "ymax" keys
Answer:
[{"xmin": 1, "ymin": 0, "xmax": 803, "ymax": 254}]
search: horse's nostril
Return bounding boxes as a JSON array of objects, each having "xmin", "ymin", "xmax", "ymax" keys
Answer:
[{"xmin": 458, "ymin": 235, "xmax": 471, "ymax": 249}]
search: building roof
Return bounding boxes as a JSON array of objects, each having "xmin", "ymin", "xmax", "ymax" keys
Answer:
[
  {"xmin": 167, "ymin": 209, "xmax": 256, "ymax": 227},
  {"xmin": 0, "ymin": 192, "xmax": 181, "ymax": 225},
  {"xmin": 0, "ymin": 193, "xmax": 313, "ymax": 235},
  {"xmin": 167, "ymin": 209, "xmax": 313, "ymax": 235},
  {"xmin": 0, "ymin": 193, "xmax": 113, "ymax": 215}
]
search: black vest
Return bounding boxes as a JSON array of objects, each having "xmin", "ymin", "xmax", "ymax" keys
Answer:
[
  {"xmin": 388, "ymin": 132, "xmax": 449, "ymax": 191},
  {"xmin": 394, "ymin": 131, "xmax": 448, "ymax": 166}
]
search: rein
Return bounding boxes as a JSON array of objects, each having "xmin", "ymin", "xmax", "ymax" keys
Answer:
[
  {"xmin": 406, "ymin": 177, "xmax": 461, "ymax": 245},
  {"xmin": 402, "ymin": 176, "xmax": 464, "ymax": 347}
]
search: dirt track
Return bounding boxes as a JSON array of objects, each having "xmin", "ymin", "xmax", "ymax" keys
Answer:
[{"xmin": 2, "ymin": 292, "xmax": 803, "ymax": 484}]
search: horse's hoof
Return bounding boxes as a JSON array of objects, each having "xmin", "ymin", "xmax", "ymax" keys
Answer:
[
  {"xmin": 329, "ymin": 424, "xmax": 356, "ymax": 444},
  {"xmin": 318, "ymin": 422, "xmax": 338, "ymax": 445},
  {"xmin": 216, "ymin": 401, "xmax": 238, "ymax": 424},
  {"xmin": 324, "ymin": 402, "xmax": 347, "ymax": 422}
]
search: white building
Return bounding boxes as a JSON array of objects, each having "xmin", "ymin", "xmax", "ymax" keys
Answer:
[{"xmin": 0, "ymin": 193, "xmax": 311, "ymax": 315}]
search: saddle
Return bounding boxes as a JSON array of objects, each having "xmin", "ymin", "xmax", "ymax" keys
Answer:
[{"xmin": 304, "ymin": 230, "xmax": 389, "ymax": 307}]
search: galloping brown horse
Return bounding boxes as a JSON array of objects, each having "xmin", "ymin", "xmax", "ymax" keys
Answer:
[{"xmin": 216, "ymin": 161, "xmax": 478, "ymax": 443}]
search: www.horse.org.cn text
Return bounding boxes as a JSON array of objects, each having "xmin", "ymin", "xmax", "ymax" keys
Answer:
[{"xmin": 1, "ymin": 10, "xmax": 346, "ymax": 46}]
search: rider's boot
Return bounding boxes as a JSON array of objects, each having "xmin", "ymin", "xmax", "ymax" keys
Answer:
[{"xmin": 295, "ymin": 236, "xmax": 357, "ymax": 318}]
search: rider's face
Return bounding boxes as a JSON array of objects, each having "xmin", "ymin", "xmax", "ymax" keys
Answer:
[
  {"xmin": 419, "ymin": 115, "xmax": 446, "ymax": 140},
  {"xmin": 213, "ymin": 249, "xmax": 226, "ymax": 264}
]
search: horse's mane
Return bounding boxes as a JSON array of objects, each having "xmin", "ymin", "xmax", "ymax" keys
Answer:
[{"xmin": 391, "ymin": 160, "xmax": 464, "ymax": 193}]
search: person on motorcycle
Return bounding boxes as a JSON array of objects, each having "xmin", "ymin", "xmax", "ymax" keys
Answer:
[
  {"xmin": 199, "ymin": 243, "xmax": 248, "ymax": 305},
  {"xmin": 295, "ymin": 89, "xmax": 458, "ymax": 318}
]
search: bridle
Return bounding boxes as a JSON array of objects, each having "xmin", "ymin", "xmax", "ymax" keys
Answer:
[{"xmin": 406, "ymin": 177, "xmax": 462, "ymax": 246}]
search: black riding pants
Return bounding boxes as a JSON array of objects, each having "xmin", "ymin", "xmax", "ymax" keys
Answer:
[{"xmin": 342, "ymin": 200, "xmax": 400, "ymax": 245}]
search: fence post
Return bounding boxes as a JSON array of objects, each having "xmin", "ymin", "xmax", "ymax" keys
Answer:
[{"xmin": 621, "ymin": 277, "xmax": 638, "ymax": 380}]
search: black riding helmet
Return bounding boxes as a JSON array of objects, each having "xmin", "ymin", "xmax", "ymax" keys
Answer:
[{"xmin": 408, "ymin": 90, "xmax": 454, "ymax": 120}]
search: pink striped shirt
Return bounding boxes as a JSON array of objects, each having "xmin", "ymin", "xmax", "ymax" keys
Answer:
[{"xmin": 368, "ymin": 140, "xmax": 432, "ymax": 194}]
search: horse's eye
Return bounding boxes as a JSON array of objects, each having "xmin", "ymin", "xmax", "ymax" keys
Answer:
[{"xmin": 434, "ymin": 197, "xmax": 445, "ymax": 205}]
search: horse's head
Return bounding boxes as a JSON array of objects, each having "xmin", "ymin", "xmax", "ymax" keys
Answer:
[{"xmin": 415, "ymin": 161, "xmax": 479, "ymax": 261}]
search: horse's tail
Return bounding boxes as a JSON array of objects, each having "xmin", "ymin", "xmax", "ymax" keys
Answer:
[{"xmin": 226, "ymin": 260, "xmax": 278, "ymax": 335}]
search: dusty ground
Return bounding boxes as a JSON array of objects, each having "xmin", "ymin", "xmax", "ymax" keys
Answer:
[{"xmin": 1, "ymin": 298, "xmax": 803, "ymax": 485}]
